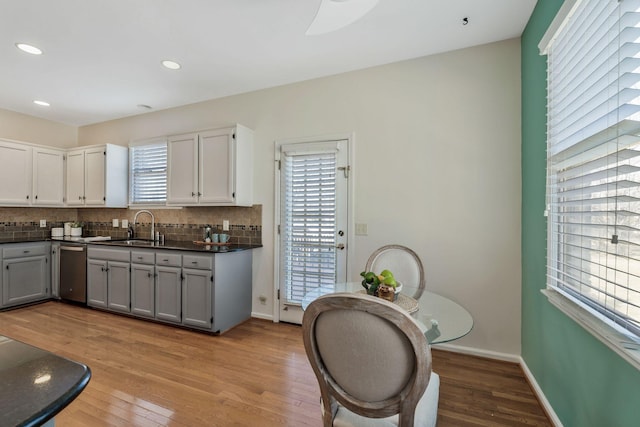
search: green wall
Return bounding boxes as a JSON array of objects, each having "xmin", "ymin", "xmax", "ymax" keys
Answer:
[{"xmin": 522, "ymin": 1, "xmax": 640, "ymax": 426}]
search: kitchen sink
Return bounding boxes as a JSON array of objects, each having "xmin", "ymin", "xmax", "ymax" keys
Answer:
[{"xmin": 109, "ymin": 239, "xmax": 156, "ymax": 247}]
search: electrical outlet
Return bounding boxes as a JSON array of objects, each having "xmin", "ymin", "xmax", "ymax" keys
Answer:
[
  {"xmin": 259, "ymin": 295, "xmax": 267, "ymax": 305},
  {"xmin": 121, "ymin": 219, "xmax": 129, "ymax": 228},
  {"xmin": 223, "ymin": 220, "xmax": 229, "ymax": 231},
  {"xmin": 39, "ymin": 219, "xmax": 46, "ymax": 228},
  {"xmin": 112, "ymin": 219, "xmax": 119, "ymax": 228}
]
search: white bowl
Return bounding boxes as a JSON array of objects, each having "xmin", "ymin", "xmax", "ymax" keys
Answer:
[
  {"xmin": 70, "ymin": 227, "xmax": 82, "ymax": 237},
  {"xmin": 394, "ymin": 281, "xmax": 403, "ymax": 294}
]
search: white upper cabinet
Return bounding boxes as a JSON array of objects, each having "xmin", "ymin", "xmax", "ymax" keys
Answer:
[
  {"xmin": 32, "ymin": 147, "xmax": 65, "ymax": 206},
  {"xmin": 65, "ymin": 144, "xmax": 128, "ymax": 207},
  {"xmin": 0, "ymin": 140, "xmax": 32, "ymax": 205},
  {"xmin": 167, "ymin": 125, "xmax": 253, "ymax": 206},
  {"xmin": 65, "ymin": 149, "xmax": 85, "ymax": 206},
  {"xmin": 166, "ymin": 133, "xmax": 199, "ymax": 205}
]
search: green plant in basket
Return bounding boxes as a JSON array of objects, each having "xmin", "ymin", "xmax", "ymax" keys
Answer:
[{"xmin": 360, "ymin": 269, "xmax": 398, "ymax": 295}]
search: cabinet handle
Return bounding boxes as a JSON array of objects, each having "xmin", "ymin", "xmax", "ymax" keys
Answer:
[
  {"xmin": 79, "ymin": 196, "xmax": 82, "ymax": 200},
  {"xmin": 26, "ymin": 195, "xmax": 29, "ymax": 199},
  {"xmin": 147, "ymin": 272, "xmax": 153, "ymax": 278},
  {"xmin": 35, "ymin": 195, "xmax": 38, "ymax": 199},
  {"xmin": 191, "ymin": 192, "xmax": 196, "ymax": 197},
  {"xmin": 162, "ymin": 259, "xmax": 169, "ymax": 262},
  {"xmin": 137, "ymin": 256, "xmax": 143, "ymax": 260},
  {"xmin": 197, "ymin": 192, "xmax": 202, "ymax": 196},
  {"xmin": 191, "ymin": 261, "xmax": 198, "ymax": 265},
  {"xmin": 23, "ymin": 250, "xmax": 30, "ymax": 254}
]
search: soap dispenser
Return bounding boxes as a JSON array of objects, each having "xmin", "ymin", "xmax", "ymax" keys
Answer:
[{"xmin": 204, "ymin": 225, "xmax": 212, "ymax": 242}]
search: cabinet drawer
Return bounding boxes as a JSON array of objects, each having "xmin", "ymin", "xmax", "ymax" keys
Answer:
[
  {"xmin": 155, "ymin": 252, "xmax": 182, "ymax": 267},
  {"xmin": 3, "ymin": 243, "xmax": 49, "ymax": 259},
  {"xmin": 88, "ymin": 247, "xmax": 131, "ymax": 262},
  {"xmin": 183, "ymin": 254, "xmax": 213, "ymax": 270},
  {"xmin": 131, "ymin": 250, "xmax": 155, "ymax": 265}
]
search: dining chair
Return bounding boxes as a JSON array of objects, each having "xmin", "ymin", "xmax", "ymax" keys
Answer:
[
  {"xmin": 365, "ymin": 245, "xmax": 425, "ymax": 299},
  {"xmin": 302, "ymin": 293, "xmax": 440, "ymax": 427}
]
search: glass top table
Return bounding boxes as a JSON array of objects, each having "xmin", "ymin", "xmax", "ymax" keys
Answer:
[{"xmin": 301, "ymin": 282, "xmax": 473, "ymax": 344}]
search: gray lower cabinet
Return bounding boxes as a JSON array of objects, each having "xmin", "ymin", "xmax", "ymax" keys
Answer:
[
  {"xmin": 87, "ymin": 259, "xmax": 108, "ymax": 307},
  {"xmin": 51, "ymin": 242, "xmax": 60, "ymax": 298},
  {"xmin": 212, "ymin": 250, "xmax": 252, "ymax": 333},
  {"xmin": 182, "ymin": 267, "xmax": 213, "ymax": 329},
  {"xmin": 86, "ymin": 244, "xmax": 252, "ymax": 333},
  {"xmin": 107, "ymin": 261, "xmax": 131, "ymax": 313},
  {"xmin": 155, "ymin": 252, "xmax": 182, "ymax": 323},
  {"xmin": 1, "ymin": 242, "xmax": 51, "ymax": 308},
  {"xmin": 130, "ymin": 249, "xmax": 155, "ymax": 318},
  {"xmin": 155, "ymin": 265, "xmax": 182, "ymax": 323},
  {"xmin": 87, "ymin": 247, "xmax": 131, "ymax": 311}
]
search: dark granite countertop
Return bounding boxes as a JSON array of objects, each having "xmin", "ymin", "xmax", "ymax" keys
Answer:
[
  {"xmin": 0, "ymin": 335, "xmax": 91, "ymax": 426},
  {"xmin": 0, "ymin": 237, "xmax": 50, "ymax": 245},
  {"xmin": 0, "ymin": 237, "xmax": 262, "ymax": 253},
  {"xmin": 88, "ymin": 239, "xmax": 262, "ymax": 253}
]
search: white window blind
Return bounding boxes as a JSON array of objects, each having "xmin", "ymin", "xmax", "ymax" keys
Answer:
[
  {"xmin": 280, "ymin": 146, "xmax": 338, "ymax": 305},
  {"xmin": 129, "ymin": 140, "xmax": 167, "ymax": 205},
  {"xmin": 546, "ymin": 0, "xmax": 640, "ymax": 338}
]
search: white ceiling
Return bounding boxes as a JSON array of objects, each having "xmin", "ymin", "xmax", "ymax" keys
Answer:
[{"xmin": 0, "ymin": 0, "xmax": 537, "ymax": 126}]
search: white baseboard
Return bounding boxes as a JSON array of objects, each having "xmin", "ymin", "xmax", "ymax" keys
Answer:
[
  {"xmin": 251, "ymin": 312, "xmax": 273, "ymax": 321},
  {"xmin": 432, "ymin": 342, "xmax": 521, "ymax": 363},
  {"xmin": 519, "ymin": 357, "xmax": 563, "ymax": 427}
]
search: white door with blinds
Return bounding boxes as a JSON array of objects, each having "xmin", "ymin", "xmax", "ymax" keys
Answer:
[{"xmin": 276, "ymin": 139, "xmax": 349, "ymax": 324}]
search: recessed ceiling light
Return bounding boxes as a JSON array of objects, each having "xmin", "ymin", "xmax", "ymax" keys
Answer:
[
  {"xmin": 33, "ymin": 100, "xmax": 50, "ymax": 107},
  {"xmin": 161, "ymin": 60, "xmax": 181, "ymax": 70},
  {"xmin": 16, "ymin": 43, "xmax": 43, "ymax": 55}
]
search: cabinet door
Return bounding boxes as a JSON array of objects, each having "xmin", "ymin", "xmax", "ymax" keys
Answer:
[
  {"xmin": 87, "ymin": 259, "xmax": 108, "ymax": 307},
  {"xmin": 2, "ymin": 256, "xmax": 48, "ymax": 307},
  {"xmin": 155, "ymin": 265, "xmax": 182, "ymax": 323},
  {"xmin": 0, "ymin": 141, "xmax": 31, "ymax": 205},
  {"xmin": 131, "ymin": 263, "xmax": 155, "ymax": 318},
  {"xmin": 167, "ymin": 133, "xmax": 199, "ymax": 205},
  {"xmin": 33, "ymin": 148, "xmax": 64, "ymax": 206},
  {"xmin": 107, "ymin": 261, "xmax": 130, "ymax": 313},
  {"xmin": 199, "ymin": 129, "xmax": 234, "ymax": 204},
  {"xmin": 66, "ymin": 149, "xmax": 85, "ymax": 205},
  {"xmin": 182, "ymin": 268, "xmax": 213, "ymax": 329},
  {"xmin": 51, "ymin": 243, "xmax": 60, "ymax": 298},
  {"xmin": 85, "ymin": 147, "xmax": 106, "ymax": 205}
]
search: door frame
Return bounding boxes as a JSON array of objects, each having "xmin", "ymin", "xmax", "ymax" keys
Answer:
[{"xmin": 273, "ymin": 132, "xmax": 355, "ymax": 323}]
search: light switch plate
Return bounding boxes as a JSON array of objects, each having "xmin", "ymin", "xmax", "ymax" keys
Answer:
[
  {"xmin": 223, "ymin": 220, "xmax": 229, "ymax": 231},
  {"xmin": 40, "ymin": 219, "xmax": 46, "ymax": 228},
  {"xmin": 355, "ymin": 223, "xmax": 368, "ymax": 236},
  {"xmin": 112, "ymin": 219, "xmax": 119, "ymax": 227},
  {"xmin": 121, "ymin": 219, "xmax": 128, "ymax": 228}
]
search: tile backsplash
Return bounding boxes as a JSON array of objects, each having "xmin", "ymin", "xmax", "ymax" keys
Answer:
[{"xmin": 0, "ymin": 205, "xmax": 262, "ymax": 245}]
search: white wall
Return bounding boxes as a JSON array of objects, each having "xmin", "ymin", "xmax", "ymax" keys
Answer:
[
  {"xmin": 0, "ymin": 107, "xmax": 77, "ymax": 147},
  {"xmin": 79, "ymin": 38, "xmax": 522, "ymax": 355}
]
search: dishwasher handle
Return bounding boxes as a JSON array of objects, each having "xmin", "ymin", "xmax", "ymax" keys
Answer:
[{"xmin": 60, "ymin": 245, "xmax": 85, "ymax": 252}]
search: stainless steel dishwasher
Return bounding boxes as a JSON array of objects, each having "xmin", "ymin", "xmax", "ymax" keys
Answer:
[{"xmin": 59, "ymin": 243, "xmax": 87, "ymax": 304}]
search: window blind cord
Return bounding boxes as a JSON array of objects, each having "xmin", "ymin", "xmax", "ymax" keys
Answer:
[{"xmin": 612, "ymin": 1, "xmax": 622, "ymax": 245}]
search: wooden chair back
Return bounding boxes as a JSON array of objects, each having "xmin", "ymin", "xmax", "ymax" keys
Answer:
[{"xmin": 302, "ymin": 293, "xmax": 433, "ymax": 427}]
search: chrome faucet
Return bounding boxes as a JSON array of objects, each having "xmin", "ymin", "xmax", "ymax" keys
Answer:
[{"xmin": 133, "ymin": 210, "xmax": 155, "ymax": 241}]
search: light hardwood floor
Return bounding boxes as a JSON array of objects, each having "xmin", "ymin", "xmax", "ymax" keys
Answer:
[{"xmin": 0, "ymin": 302, "xmax": 550, "ymax": 426}]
